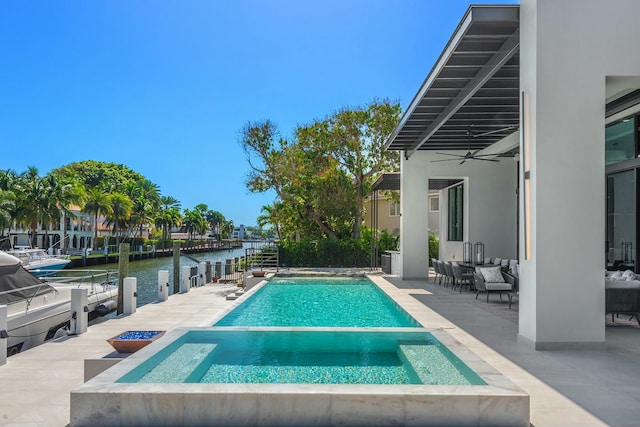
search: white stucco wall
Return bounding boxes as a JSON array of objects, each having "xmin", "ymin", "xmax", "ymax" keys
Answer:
[
  {"xmin": 519, "ymin": 0, "xmax": 640, "ymax": 348},
  {"xmin": 400, "ymin": 151, "xmax": 517, "ymax": 279}
]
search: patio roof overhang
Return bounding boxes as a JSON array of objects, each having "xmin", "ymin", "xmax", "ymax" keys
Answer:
[
  {"xmin": 371, "ymin": 172, "xmax": 463, "ymax": 192},
  {"xmin": 385, "ymin": 5, "xmax": 520, "ymax": 159}
]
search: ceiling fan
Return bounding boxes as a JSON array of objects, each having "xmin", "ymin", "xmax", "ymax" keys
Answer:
[{"xmin": 430, "ymin": 125, "xmax": 517, "ymax": 164}]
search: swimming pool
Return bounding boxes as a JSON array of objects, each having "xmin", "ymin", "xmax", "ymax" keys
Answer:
[
  {"xmin": 215, "ymin": 276, "xmax": 419, "ymax": 327},
  {"xmin": 116, "ymin": 329, "xmax": 485, "ymax": 385},
  {"xmin": 71, "ymin": 275, "xmax": 529, "ymax": 426}
]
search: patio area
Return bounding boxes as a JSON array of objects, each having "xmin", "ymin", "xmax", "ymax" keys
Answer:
[{"xmin": 384, "ymin": 270, "xmax": 640, "ymax": 427}]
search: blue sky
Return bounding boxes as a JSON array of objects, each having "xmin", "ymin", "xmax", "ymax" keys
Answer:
[{"xmin": 0, "ymin": 0, "xmax": 516, "ymax": 226}]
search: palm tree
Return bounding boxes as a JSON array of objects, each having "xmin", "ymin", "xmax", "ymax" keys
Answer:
[
  {"xmin": 14, "ymin": 166, "xmax": 49, "ymax": 247},
  {"xmin": 257, "ymin": 204, "xmax": 282, "ymax": 240},
  {"xmin": 83, "ymin": 187, "xmax": 113, "ymax": 251},
  {"xmin": 205, "ymin": 210, "xmax": 225, "ymax": 240},
  {"xmin": 156, "ymin": 196, "xmax": 182, "ymax": 242},
  {"xmin": 160, "ymin": 195, "xmax": 181, "ymax": 210},
  {"xmin": 155, "ymin": 206, "xmax": 182, "ymax": 241},
  {"xmin": 125, "ymin": 180, "xmax": 161, "ymax": 239},
  {"xmin": 183, "ymin": 209, "xmax": 208, "ymax": 240},
  {"xmin": 105, "ymin": 192, "xmax": 133, "ymax": 248},
  {"xmin": 41, "ymin": 173, "xmax": 85, "ymax": 252},
  {"xmin": 220, "ymin": 218, "xmax": 234, "ymax": 240},
  {"xmin": 0, "ymin": 189, "xmax": 16, "ymax": 247}
]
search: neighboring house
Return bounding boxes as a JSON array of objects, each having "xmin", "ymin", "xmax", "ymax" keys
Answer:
[
  {"xmin": 383, "ymin": 1, "xmax": 640, "ymax": 350},
  {"xmin": 232, "ymin": 224, "xmax": 246, "ymax": 240},
  {"xmin": 8, "ymin": 205, "xmax": 94, "ymax": 254},
  {"xmin": 364, "ymin": 193, "xmax": 400, "ymax": 236},
  {"xmin": 366, "ymin": 185, "xmax": 440, "ymax": 238}
]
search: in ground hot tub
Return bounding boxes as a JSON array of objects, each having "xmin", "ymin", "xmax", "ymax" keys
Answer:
[{"xmin": 71, "ymin": 327, "xmax": 528, "ymax": 426}]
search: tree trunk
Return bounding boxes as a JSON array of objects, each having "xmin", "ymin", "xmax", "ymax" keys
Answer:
[
  {"xmin": 304, "ymin": 204, "xmax": 337, "ymax": 238},
  {"xmin": 352, "ymin": 174, "xmax": 364, "ymax": 241},
  {"xmin": 30, "ymin": 221, "xmax": 38, "ymax": 248},
  {"xmin": 62, "ymin": 213, "xmax": 69, "ymax": 254},
  {"xmin": 94, "ymin": 213, "xmax": 99, "ymax": 251}
]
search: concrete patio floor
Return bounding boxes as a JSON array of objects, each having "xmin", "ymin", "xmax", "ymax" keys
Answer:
[{"xmin": 383, "ymin": 272, "xmax": 640, "ymax": 427}]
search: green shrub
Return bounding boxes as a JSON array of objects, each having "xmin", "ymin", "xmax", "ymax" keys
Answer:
[
  {"xmin": 279, "ymin": 237, "xmax": 369, "ymax": 267},
  {"xmin": 428, "ymin": 231, "xmax": 439, "ymax": 266}
]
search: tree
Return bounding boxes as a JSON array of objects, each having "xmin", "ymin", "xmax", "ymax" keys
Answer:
[
  {"xmin": 240, "ymin": 120, "xmax": 346, "ymax": 239},
  {"xmin": 183, "ymin": 208, "xmax": 208, "ymax": 240},
  {"xmin": 83, "ymin": 187, "xmax": 113, "ymax": 250},
  {"xmin": 0, "ymin": 170, "xmax": 18, "ymax": 246},
  {"xmin": 298, "ymin": 99, "xmax": 401, "ymax": 240},
  {"xmin": 257, "ymin": 204, "xmax": 281, "ymax": 240},
  {"xmin": 41, "ymin": 173, "xmax": 84, "ymax": 251},
  {"xmin": 0, "ymin": 189, "xmax": 15, "ymax": 245},
  {"xmin": 105, "ymin": 193, "xmax": 133, "ymax": 247},
  {"xmin": 125, "ymin": 179, "xmax": 160, "ymax": 239},
  {"xmin": 240, "ymin": 100, "xmax": 401, "ymax": 241},
  {"xmin": 53, "ymin": 160, "xmax": 146, "ymax": 193},
  {"xmin": 156, "ymin": 196, "xmax": 182, "ymax": 240},
  {"xmin": 14, "ymin": 167, "xmax": 49, "ymax": 247}
]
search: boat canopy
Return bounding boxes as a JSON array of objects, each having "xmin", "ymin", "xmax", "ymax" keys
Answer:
[{"xmin": 0, "ymin": 252, "xmax": 55, "ymax": 304}]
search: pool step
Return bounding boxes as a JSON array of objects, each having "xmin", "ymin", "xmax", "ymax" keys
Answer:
[
  {"xmin": 398, "ymin": 343, "xmax": 476, "ymax": 385},
  {"xmin": 226, "ymin": 289, "xmax": 245, "ymax": 300},
  {"xmin": 137, "ymin": 343, "xmax": 218, "ymax": 383}
]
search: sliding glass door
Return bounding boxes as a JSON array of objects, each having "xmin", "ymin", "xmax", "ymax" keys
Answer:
[{"xmin": 606, "ymin": 170, "xmax": 636, "ymax": 269}]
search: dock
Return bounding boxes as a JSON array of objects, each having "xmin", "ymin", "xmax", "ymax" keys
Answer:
[{"xmin": 0, "ymin": 282, "xmax": 239, "ymax": 426}]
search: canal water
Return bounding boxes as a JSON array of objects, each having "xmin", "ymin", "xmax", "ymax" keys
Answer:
[{"xmin": 71, "ymin": 245, "xmax": 255, "ymax": 308}]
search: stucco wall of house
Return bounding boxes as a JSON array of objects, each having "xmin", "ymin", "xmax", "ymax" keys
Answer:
[
  {"xmin": 519, "ymin": 0, "xmax": 640, "ymax": 348},
  {"xmin": 364, "ymin": 197, "xmax": 401, "ymax": 236},
  {"xmin": 400, "ymin": 151, "xmax": 517, "ymax": 279}
]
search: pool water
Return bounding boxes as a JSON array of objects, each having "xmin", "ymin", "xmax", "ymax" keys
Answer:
[
  {"xmin": 215, "ymin": 276, "xmax": 420, "ymax": 327},
  {"xmin": 117, "ymin": 330, "xmax": 486, "ymax": 386}
]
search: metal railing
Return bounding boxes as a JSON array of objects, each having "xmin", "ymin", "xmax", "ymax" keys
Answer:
[{"xmin": 245, "ymin": 244, "xmax": 279, "ymax": 272}]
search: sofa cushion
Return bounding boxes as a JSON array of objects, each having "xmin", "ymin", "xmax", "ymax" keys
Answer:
[
  {"xmin": 609, "ymin": 271, "xmax": 623, "ymax": 281},
  {"xmin": 606, "ymin": 279, "xmax": 640, "ymax": 289},
  {"xmin": 485, "ymin": 282, "xmax": 512, "ymax": 291},
  {"xmin": 479, "ymin": 266, "xmax": 504, "ymax": 283}
]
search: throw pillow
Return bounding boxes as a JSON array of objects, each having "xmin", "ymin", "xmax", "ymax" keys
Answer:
[
  {"xmin": 610, "ymin": 271, "xmax": 623, "ymax": 281},
  {"xmin": 480, "ymin": 266, "xmax": 504, "ymax": 283},
  {"xmin": 622, "ymin": 270, "xmax": 636, "ymax": 281}
]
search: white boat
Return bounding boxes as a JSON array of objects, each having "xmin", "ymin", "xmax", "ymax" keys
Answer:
[
  {"xmin": 0, "ymin": 251, "xmax": 118, "ymax": 357},
  {"xmin": 7, "ymin": 247, "xmax": 71, "ymax": 276}
]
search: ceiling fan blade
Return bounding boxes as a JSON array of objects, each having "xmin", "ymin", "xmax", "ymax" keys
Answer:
[
  {"xmin": 435, "ymin": 152, "xmax": 466, "ymax": 158},
  {"xmin": 430, "ymin": 158, "xmax": 462, "ymax": 163},
  {"xmin": 472, "ymin": 157, "xmax": 500, "ymax": 162}
]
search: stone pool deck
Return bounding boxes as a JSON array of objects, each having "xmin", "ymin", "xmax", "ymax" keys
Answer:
[{"xmin": 0, "ymin": 269, "xmax": 632, "ymax": 426}]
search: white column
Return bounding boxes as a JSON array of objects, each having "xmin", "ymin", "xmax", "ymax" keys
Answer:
[
  {"xmin": 180, "ymin": 266, "xmax": 191, "ymax": 293},
  {"xmin": 123, "ymin": 277, "xmax": 137, "ymax": 315},
  {"xmin": 0, "ymin": 305, "xmax": 7, "ymax": 366},
  {"xmin": 158, "ymin": 270, "xmax": 169, "ymax": 302},
  {"xmin": 70, "ymin": 288, "xmax": 88, "ymax": 335},
  {"xmin": 400, "ymin": 154, "xmax": 430, "ymax": 279},
  {"xmin": 519, "ymin": 0, "xmax": 640, "ymax": 349},
  {"xmin": 198, "ymin": 262, "xmax": 207, "ymax": 286}
]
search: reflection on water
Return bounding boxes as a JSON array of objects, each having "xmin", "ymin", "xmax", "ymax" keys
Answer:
[{"xmin": 72, "ymin": 245, "xmax": 254, "ymax": 307}]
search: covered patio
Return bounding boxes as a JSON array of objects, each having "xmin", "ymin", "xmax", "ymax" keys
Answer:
[
  {"xmin": 385, "ymin": 272, "xmax": 640, "ymax": 427},
  {"xmin": 384, "ymin": 1, "xmax": 640, "ymax": 350}
]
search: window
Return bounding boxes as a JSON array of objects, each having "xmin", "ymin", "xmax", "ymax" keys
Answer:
[
  {"xmin": 429, "ymin": 196, "xmax": 439, "ymax": 212},
  {"xmin": 389, "ymin": 200, "xmax": 400, "ymax": 217},
  {"xmin": 605, "ymin": 117, "xmax": 636, "ymax": 165},
  {"xmin": 448, "ymin": 184, "xmax": 463, "ymax": 241}
]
